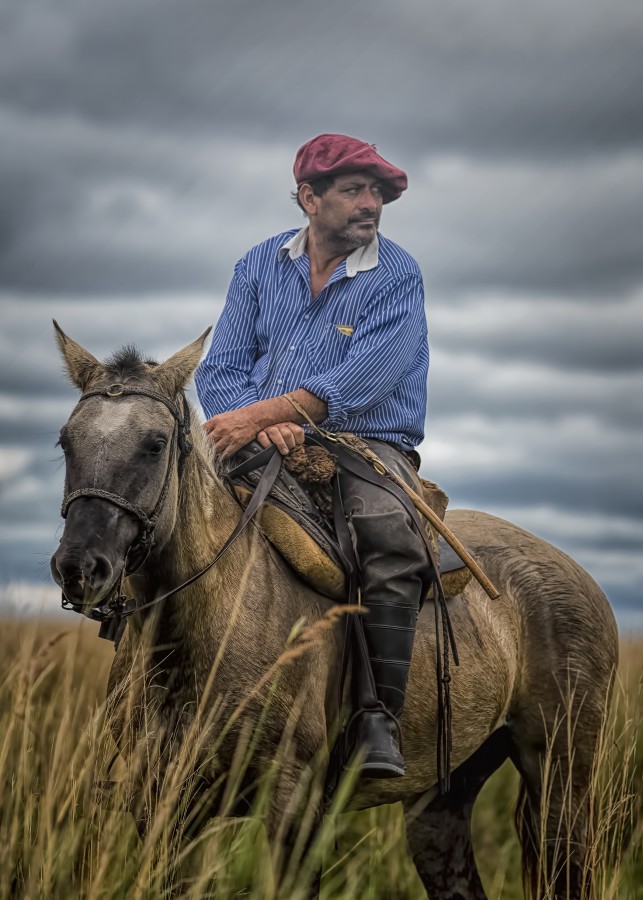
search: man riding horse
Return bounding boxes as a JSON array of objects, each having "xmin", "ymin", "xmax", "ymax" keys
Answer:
[{"xmin": 195, "ymin": 133, "xmax": 432, "ymax": 779}]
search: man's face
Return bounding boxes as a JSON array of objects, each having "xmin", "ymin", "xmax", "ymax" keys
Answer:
[{"xmin": 306, "ymin": 172, "xmax": 384, "ymax": 251}]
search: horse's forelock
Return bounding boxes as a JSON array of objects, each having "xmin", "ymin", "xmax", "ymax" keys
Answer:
[{"xmin": 103, "ymin": 345, "xmax": 158, "ymax": 382}]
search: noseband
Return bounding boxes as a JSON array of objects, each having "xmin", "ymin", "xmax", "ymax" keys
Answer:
[{"xmin": 60, "ymin": 382, "xmax": 193, "ymax": 628}]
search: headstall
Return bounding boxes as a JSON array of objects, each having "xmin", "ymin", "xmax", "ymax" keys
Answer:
[
  {"xmin": 59, "ymin": 383, "xmax": 194, "ymax": 640},
  {"xmin": 59, "ymin": 384, "xmax": 283, "ymax": 648}
]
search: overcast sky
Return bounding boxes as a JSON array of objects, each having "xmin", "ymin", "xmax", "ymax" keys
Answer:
[{"xmin": 0, "ymin": 0, "xmax": 641, "ymax": 629}]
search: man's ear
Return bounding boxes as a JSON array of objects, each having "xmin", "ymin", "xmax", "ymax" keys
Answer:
[
  {"xmin": 298, "ymin": 184, "xmax": 317, "ymax": 217},
  {"xmin": 152, "ymin": 328, "xmax": 212, "ymax": 397},
  {"xmin": 53, "ymin": 320, "xmax": 103, "ymax": 391}
]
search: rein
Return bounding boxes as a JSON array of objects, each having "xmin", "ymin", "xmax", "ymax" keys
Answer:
[{"xmin": 59, "ymin": 384, "xmax": 283, "ymax": 648}]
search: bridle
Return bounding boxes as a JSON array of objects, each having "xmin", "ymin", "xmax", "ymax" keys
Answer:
[
  {"xmin": 59, "ymin": 383, "xmax": 193, "ymax": 635},
  {"xmin": 59, "ymin": 382, "xmax": 283, "ymax": 647},
  {"xmin": 62, "ymin": 382, "xmax": 193, "ymax": 563}
]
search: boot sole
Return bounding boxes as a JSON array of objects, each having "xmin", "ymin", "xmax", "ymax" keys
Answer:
[{"xmin": 358, "ymin": 760, "xmax": 405, "ymax": 779}]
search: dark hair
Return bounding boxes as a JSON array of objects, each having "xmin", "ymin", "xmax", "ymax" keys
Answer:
[{"xmin": 290, "ymin": 175, "xmax": 336, "ymax": 214}]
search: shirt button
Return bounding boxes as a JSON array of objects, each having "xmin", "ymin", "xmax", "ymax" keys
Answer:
[
  {"xmin": 304, "ymin": 314, "xmax": 310, "ymax": 320},
  {"xmin": 289, "ymin": 345, "xmax": 296, "ymax": 351},
  {"xmin": 277, "ymin": 378, "xmax": 283, "ymax": 385}
]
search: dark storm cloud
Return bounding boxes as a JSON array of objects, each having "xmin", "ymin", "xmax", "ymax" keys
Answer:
[
  {"xmin": 0, "ymin": 416, "xmax": 65, "ymax": 448},
  {"xmin": 444, "ymin": 472, "xmax": 643, "ymax": 520},
  {"xmin": 390, "ymin": 155, "xmax": 643, "ymax": 298},
  {"xmin": 2, "ymin": 112, "xmax": 643, "ymax": 296},
  {"xmin": 421, "ymin": 412, "xmax": 643, "ymax": 517},
  {"xmin": 428, "ymin": 296, "xmax": 643, "ymax": 373},
  {"xmin": 0, "ymin": 109, "xmax": 297, "ymax": 293},
  {"xmin": 0, "ymin": 295, "xmax": 220, "ymax": 399},
  {"xmin": 0, "ymin": 0, "xmax": 641, "ymax": 626},
  {"xmin": 1, "ymin": 0, "xmax": 643, "ymax": 296},
  {"xmin": 2, "ymin": 0, "xmax": 642, "ymax": 157},
  {"xmin": 0, "ymin": 540, "xmax": 56, "ymax": 586},
  {"xmin": 0, "ymin": 454, "xmax": 63, "ymax": 584},
  {"xmin": 426, "ymin": 351, "xmax": 643, "ymax": 431}
]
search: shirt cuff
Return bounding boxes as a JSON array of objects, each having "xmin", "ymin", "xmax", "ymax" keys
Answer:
[{"xmin": 301, "ymin": 375, "xmax": 348, "ymax": 430}]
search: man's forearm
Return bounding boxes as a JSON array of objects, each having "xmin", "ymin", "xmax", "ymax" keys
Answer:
[
  {"xmin": 247, "ymin": 389, "xmax": 328, "ymax": 431},
  {"xmin": 203, "ymin": 389, "xmax": 328, "ymax": 457}
]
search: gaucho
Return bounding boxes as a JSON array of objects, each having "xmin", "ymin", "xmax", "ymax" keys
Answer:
[{"xmin": 196, "ymin": 133, "xmax": 431, "ymax": 778}]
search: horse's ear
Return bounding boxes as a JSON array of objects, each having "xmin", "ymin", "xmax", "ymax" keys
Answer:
[
  {"xmin": 153, "ymin": 328, "xmax": 212, "ymax": 396},
  {"xmin": 53, "ymin": 320, "xmax": 104, "ymax": 391}
]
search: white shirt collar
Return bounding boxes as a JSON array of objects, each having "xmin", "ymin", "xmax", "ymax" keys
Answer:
[{"xmin": 279, "ymin": 226, "xmax": 379, "ymax": 277}]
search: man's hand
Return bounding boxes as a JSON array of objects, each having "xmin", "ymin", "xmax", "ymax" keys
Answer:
[
  {"xmin": 257, "ymin": 422, "xmax": 305, "ymax": 456},
  {"xmin": 203, "ymin": 408, "xmax": 261, "ymax": 458},
  {"xmin": 203, "ymin": 408, "xmax": 305, "ymax": 458},
  {"xmin": 204, "ymin": 391, "xmax": 324, "ymax": 458}
]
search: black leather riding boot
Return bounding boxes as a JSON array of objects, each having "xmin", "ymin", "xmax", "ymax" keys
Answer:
[
  {"xmin": 351, "ymin": 508, "xmax": 425, "ymax": 777},
  {"xmin": 338, "ymin": 441, "xmax": 431, "ymax": 779}
]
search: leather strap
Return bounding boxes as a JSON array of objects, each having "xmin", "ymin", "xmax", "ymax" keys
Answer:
[
  {"xmin": 132, "ymin": 446, "xmax": 283, "ymax": 616},
  {"xmin": 94, "ymin": 446, "xmax": 284, "ymax": 648},
  {"xmin": 313, "ymin": 435, "xmax": 458, "ymax": 792},
  {"xmin": 227, "ymin": 445, "xmax": 279, "ymax": 481},
  {"xmin": 282, "ymin": 392, "xmax": 499, "ymax": 601}
]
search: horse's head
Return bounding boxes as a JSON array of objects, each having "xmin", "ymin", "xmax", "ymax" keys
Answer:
[{"xmin": 50, "ymin": 322, "xmax": 211, "ymax": 613}]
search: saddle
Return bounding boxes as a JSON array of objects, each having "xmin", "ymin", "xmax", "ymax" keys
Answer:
[{"xmin": 227, "ymin": 440, "xmax": 472, "ymax": 601}]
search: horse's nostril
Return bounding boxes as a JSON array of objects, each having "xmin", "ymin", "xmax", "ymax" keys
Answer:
[
  {"xmin": 52, "ymin": 551, "xmax": 114, "ymax": 601},
  {"xmin": 88, "ymin": 554, "xmax": 112, "ymax": 589},
  {"xmin": 53, "ymin": 554, "xmax": 82, "ymax": 584}
]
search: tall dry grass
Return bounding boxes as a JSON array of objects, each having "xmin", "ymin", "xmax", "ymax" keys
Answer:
[
  {"xmin": 0, "ymin": 616, "xmax": 640, "ymax": 898},
  {"xmin": 471, "ymin": 637, "xmax": 643, "ymax": 900}
]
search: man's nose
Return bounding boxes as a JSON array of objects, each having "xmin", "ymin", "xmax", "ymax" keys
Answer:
[{"xmin": 359, "ymin": 191, "xmax": 379, "ymax": 212}]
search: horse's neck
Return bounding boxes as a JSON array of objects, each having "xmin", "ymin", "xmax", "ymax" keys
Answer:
[
  {"xmin": 175, "ymin": 453, "xmax": 239, "ymax": 571},
  {"xmin": 133, "ymin": 448, "xmax": 273, "ymax": 616},
  {"xmin": 120, "ymin": 446, "xmax": 337, "ymax": 714}
]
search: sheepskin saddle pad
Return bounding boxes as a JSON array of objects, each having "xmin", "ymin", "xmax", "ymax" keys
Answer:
[{"xmin": 228, "ymin": 440, "xmax": 472, "ymax": 601}]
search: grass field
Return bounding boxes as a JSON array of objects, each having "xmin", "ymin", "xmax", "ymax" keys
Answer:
[{"xmin": 0, "ymin": 617, "xmax": 640, "ymax": 899}]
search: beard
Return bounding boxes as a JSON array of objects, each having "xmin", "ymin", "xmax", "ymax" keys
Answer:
[{"xmin": 334, "ymin": 216, "xmax": 379, "ymax": 250}]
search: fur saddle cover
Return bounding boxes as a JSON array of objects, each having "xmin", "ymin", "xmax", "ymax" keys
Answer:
[{"xmin": 231, "ymin": 438, "xmax": 472, "ymax": 601}]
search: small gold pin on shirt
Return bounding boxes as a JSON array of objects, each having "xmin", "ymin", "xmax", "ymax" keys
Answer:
[{"xmin": 335, "ymin": 324, "xmax": 354, "ymax": 336}]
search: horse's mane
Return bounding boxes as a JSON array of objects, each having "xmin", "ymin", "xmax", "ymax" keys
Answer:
[{"xmin": 188, "ymin": 404, "xmax": 221, "ymax": 474}]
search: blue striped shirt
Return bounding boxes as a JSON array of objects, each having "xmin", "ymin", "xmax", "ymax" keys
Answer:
[{"xmin": 195, "ymin": 228, "xmax": 429, "ymax": 447}]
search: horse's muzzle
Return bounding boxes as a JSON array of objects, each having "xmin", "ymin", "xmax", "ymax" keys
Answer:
[
  {"xmin": 50, "ymin": 497, "xmax": 139, "ymax": 608},
  {"xmin": 51, "ymin": 547, "xmax": 116, "ymax": 607}
]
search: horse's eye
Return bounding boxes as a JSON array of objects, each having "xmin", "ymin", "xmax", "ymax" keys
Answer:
[{"xmin": 148, "ymin": 440, "xmax": 167, "ymax": 456}]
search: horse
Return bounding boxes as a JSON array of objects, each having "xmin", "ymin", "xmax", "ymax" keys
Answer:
[{"xmin": 50, "ymin": 325, "xmax": 618, "ymax": 899}]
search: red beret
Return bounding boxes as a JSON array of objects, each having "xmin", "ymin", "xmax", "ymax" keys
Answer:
[{"xmin": 294, "ymin": 133, "xmax": 408, "ymax": 204}]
